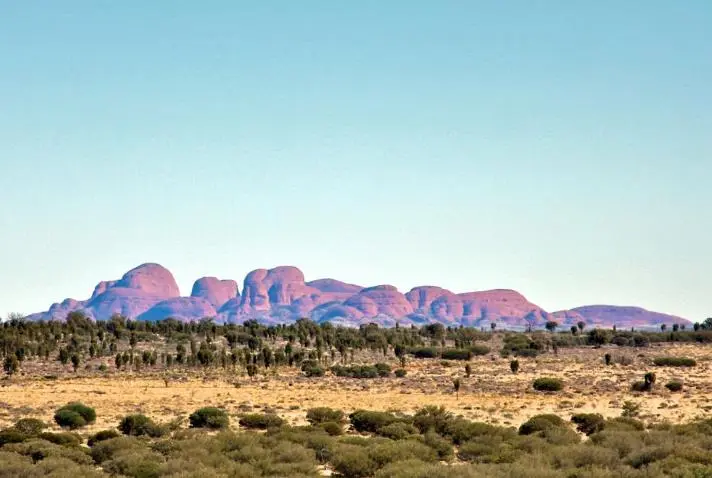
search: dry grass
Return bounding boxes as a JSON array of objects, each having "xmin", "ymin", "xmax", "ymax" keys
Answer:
[{"xmin": 2, "ymin": 342, "xmax": 711, "ymax": 433}]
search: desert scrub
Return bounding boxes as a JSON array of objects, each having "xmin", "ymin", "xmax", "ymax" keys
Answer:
[
  {"xmin": 88, "ymin": 430, "xmax": 120, "ymax": 447},
  {"xmin": 306, "ymin": 407, "xmax": 345, "ymax": 425},
  {"xmin": 665, "ymin": 380, "xmax": 684, "ymax": 392},
  {"xmin": 653, "ymin": 356, "xmax": 696, "ymax": 367},
  {"xmin": 440, "ymin": 348, "xmax": 472, "ymax": 361},
  {"xmin": 53, "ymin": 402, "xmax": 96, "ymax": 430},
  {"xmin": 409, "ymin": 347, "xmax": 439, "ymax": 359},
  {"xmin": 189, "ymin": 407, "xmax": 230, "ymax": 429},
  {"xmin": 571, "ymin": 413, "xmax": 606, "ymax": 435},
  {"xmin": 532, "ymin": 377, "xmax": 563, "ymax": 392},
  {"xmin": 349, "ymin": 410, "xmax": 403, "ymax": 433},
  {"xmin": 118, "ymin": 414, "xmax": 165, "ymax": 437},
  {"xmin": 394, "ymin": 368, "xmax": 407, "ymax": 377},
  {"xmin": 238, "ymin": 413, "xmax": 284, "ymax": 429}
]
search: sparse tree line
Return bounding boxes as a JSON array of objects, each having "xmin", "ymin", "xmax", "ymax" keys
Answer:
[{"xmin": 1, "ymin": 311, "xmax": 711, "ymax": 378}]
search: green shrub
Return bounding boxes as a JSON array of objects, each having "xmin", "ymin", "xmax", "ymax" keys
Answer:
[
  {"xmin": 441, "ymin": 348, "xmax": 472, "ymax": 361},
  {"xmin": 38, "ymin": 432, "xmax": 82, "ymax": 447},
  {"xmin": 653, "ymin": 357, "xmax": 696, "ymax": 367},
  {"xmin": 519, "ymin": 414, "xmax": 567, "ymax": 435},
  {"xmin": 331, "ymin": 445, "xmax": 377, "ymax": 478},
  {"xmin": 571, "ymin": 413, "xmax": 606, "ymax": 435},
  {"xmin": 532, "ymin": 377, "xmax": 563, "ymax": 392},
  {"xmin": 665, "ymin": 380, "xmax": 684, "ymax": 392},
  {"xmin": 4, "ymin": 438, "xmax": 94, "ymax": 466},
  {"xmin": 470, "ymin": 344, "xmax": 491, "ymax": 356},
  {"xmin": 88, "ymin": 430, "xmax": 120, "ymax": 447},
  {"xmin": 410, "ymin": 347, "xmax": 438, "ymax": 359},
  {"xmin": 422, "ymin": 430, "xmax": 454, "ymax": 460},
  {"xmin": 321, "ymin": 421, "xmax": 343, "ymax": 436},
  {"xmin": 239, "ymin": 413, "xmax": 284, "ymax": 429},
  {"xmin": 394, "ymin": 368, "xmax": 407, "ymax": 377},
  {"xmin": 0, "ymin": 428, "xmax": 28, "ymax": 446},
  {"xmin": 54, "ymin": 402, "xmax": 96, "ymax": 429},
  {"xmin": 303, "ymin": 364, "xmax": 325, "ymax": 377},
  {"xmin": 510, "ymin": 359, "xmax": 520, "ymax": 374},
  {"xmin": 13, "ymin": 418, "xmax": 46, "ymax": 436},
  {"xmin": 375, "ymin": 363, "xmax": 392, "ymax": 377},
  {"xmin": 376, "ymin": 422, "xmax": 419, "ymax": 440},
  {"xmin": 189, "ymin": 407, "xmax": 230, "ymax": 429},
  {"xmin": 306, "ymin": 407, "xmax": 344, "ymax": 425},
  {"xmin": 118, "ymin": 414, "xmax": 165, "ymax": 437},
  {"xmin": 331, "ymin": 364, "xmax": 389, "ymax": 378},
  {"xmin": 349, "ymin": 410, "xmax": 401, "ymax": 433}
]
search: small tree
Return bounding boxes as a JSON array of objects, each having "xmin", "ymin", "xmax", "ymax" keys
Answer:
[
  {"xmin": 570, "ymin": 326, "xmax": 578, "ymax": 335},
  {"xmin": 510, "ymin": 359, "xmax": 520, "ymax": 374},
  {"xmin": 545, "ymin": 321, "xmax": 559, "ymax": 333},
  {"xmin": 604, "ymin": 353, "xmax": 612, "ymax": 366},
  {"xmin": 660, "ymin": 324, "xmax": 667, "ymax": 332},
  {"xmin": 452, "ymin": 378, "xmax": 461, "ymax": 398},
  {"xmin": 577, "ymin": 321, "xmax": 586, "ymax": 333},
  {"xmin": 3, "ymin": 355, "xmax": 19, "ymax": 376},
  {"xmin": 490, "ymin": 322, "xmax": 496, "ymax": 332},
  {"xmin": 464, "ymin": 364, "xmax": 472, "ymax": 378},
  {"xmin": 672, "ymin": 324, "xmax": 680, "ymax": 332},
  {"xmin": 71, "ymin": 354, "xmax": 81, "ymax": 372}
]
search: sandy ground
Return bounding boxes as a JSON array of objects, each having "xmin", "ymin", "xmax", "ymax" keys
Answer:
[{"xmin": 2, "ymin": 343, "xmax": 711, "ymax": 433}]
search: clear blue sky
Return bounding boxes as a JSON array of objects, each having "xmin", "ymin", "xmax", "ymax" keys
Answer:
[{"xmin": 1, "ymin": 1, "xmax": 710, "ymax": 320}]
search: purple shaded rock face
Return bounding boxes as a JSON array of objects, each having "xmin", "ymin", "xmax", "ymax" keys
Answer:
[
  {"xmin": 344, "ymin": 285, "xmax": 414, "ymax": 318},
  {"xmin": 25, "ymin": 262, "xmax": 691, "ymax": 328},
  {"xmin": 138, "ymin": 297, "xmax": 217, "ymax": 322},
  {"xmin": 458, "ymin": 289, "xmax": 548, "ymax": 327},
  {"xmin": 564, "ymin": 305, "xmax": 691, "ymax": 327},
  {"xmin": 191, "ymin": 277, "xmax": 239, "ymax": 309},
  {"xmin": 114, "ymin": 263, "xmax": 180, "ymax": 297},
  {"xmin": 406, "ymin": 286, "xmax": 463, "ymax": 322}
]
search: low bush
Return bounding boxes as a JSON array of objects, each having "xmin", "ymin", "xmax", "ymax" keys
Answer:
[
  {"xmin": 665, "ymin": 380, "xmax": 684, "ymax": 392},
  {"xmin": 532, "ymin": 377, "xmax": 563, "ymax": 392},
  {"xmin": 394, "ymin": 368, "xmax": 407, "ymax": 377},
  {"xmin": 306, "ymin": 407, "xmax": 344, "ymax": 425},
  {"xmin": 38, "ymin": 432, "xmax": 82, "ymax": 447},
  {"xmin": 54, "ymin": 402, "xmax": 96, "ymax": 430},
  {"xmin": 653, "ymin": 357, "xmax": 696, "ymax": 367},
  {"xmin": 331, "ymin": 363, "xmax": 391, "ymax": 378},
  {"xmin": 189, "ymin": 407, "xmax": 229, "ymax": 429},
  {"xmin": 303, "ymin": 364, "xmax": 325, "ymax": 377},
  {"xmin": 0, "ymin": 429, "xmax": 28, "ymax": 446},
  {"xmin": 571, "ymin": 413, "xmax": 606, "ymax": 435},
  {"xmin": 13, "ymin": 418, "xmax": 46, "ymax": 436},
  {"xmin": 350, "ymin": 410, "xmax": 402, "ymax": 433},
  {"xmin": 239, "ymin": 413, "xmax": 284, "ymax": 429},
  {"xmin": 376, "ymin": 422, "xmax": 419, "ymax": 440},
  {"xmin": 410, "ymin": 347, "xmax": 439, "ymax": 359},
  {"xmin": 118, "ymin": 414, "xmax": 165, "ymax": 437},
  {"xmin": 88, "ymin": 430, "xmax": 120, "ymax": 447},
  {"xmin": 440, "ymin": 348, "xmax": 472, "ymax": 361},
  {"xmin": 470, "ymin": 344, "xmax": 491, "ymax": 356},
  {"xmin": 519, "ymin": 414, "xmax": 568, "ymax": 435},
  {"xmin": 321, "ymin": 421, "xmax": 343, "ymax": 436}
]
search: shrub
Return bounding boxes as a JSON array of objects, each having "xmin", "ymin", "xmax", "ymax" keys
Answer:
[
  {"xmin": 303, "ymin": 364, "xmax": 325, "ymax": 377},
  {"xmin": 88, "ymin": 430, "xmax": 120, "ymax": 447},
  {"xmin": 394, "ymin": 368, "xmax": 407, "ymax": 377},
  {"xmin": 375, "ymin": 362, "xmax": 391, "ymax": 377},
  {"xmin": 331, "ymin": 445, "xmax": 377, "ymax": 478},
  {"xmin": 54, "ymin": 402, "xmax": 96, "ymax": 429},
  {"xmin": 376, "ymin": 422, "xmax": 419, "ymax": 440},
  {"xmin": 239, "ymin": 413, "xmax": 284, "ymax": 429},
  {"xmin": 306, "ymin": 407, "xmax": 344, "ymax": 425},
  {"xmin": 331, "ymin": 364, "xmax": 390, "ymax": 378},
  {"xmin": 470, "ymin": 344, "xmax": 491, "ymax": 356},
  {"xmin": 118, "ymin": 414, "xmax": 165, "ymax": 437},
  {"xmin": 653, "ymin": 357, "xmax": 696, "ymax": 367},
  {"xmin": 189, "ymin": 407, "xmax": 230, "ymax": 429},
  {"xmin": 604, "ymin": 353, "xmax": 612, "ymax": 365},
  {"xmin": 665, "ymin": 380, "xmax": 683, "ymax": 392},
  {"xmin": 571, "ymin": 413, "xmax": 606, "ymax": 435},
  {"xmin": 441, "ymin": 348, "xmax": 472, "ymax": 361},
  {"xmin": 38, "ymin": 432, "xmax": 82, "ymax": 447},
  {"xmin": 349, "ymin": 410, "xmax": 401, "ymax": 433},
  {"xmin": 519, "ymin": 414, "xmax": 567, "ymax": 435},
  {"xmin": 321, "ymin": 421, "xmax": 343, "ymax": 436},
  {"xmin": 13, "ymin": 418, "xmax": 46, "ymax": 436},
  {"xmin": 0, "ymin": 429, "xmax": 28, "ymax": 446},
  {"xmin": 532, "ymin": 377, "xmax": 563, "ymax": 392},
  {"xmin": 410, "ymin": 347, "xmax": 438, "ymax": 359},
  {"xmin": 510, "ymin": 359, "xmax": 519, "ymax": 374}
]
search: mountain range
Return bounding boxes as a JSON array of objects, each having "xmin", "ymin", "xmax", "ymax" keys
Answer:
[{"xmin": 26, "ymin": 263, "xmax": 691, "ymax": 329}]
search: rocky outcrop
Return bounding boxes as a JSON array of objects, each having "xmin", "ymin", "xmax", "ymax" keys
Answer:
[
  {"xmin": 26, "ymin": 262, "xmax": 692, "ymax": 328},
  {"xmin": 559, "ymin": 305, "xmax": 690, "ymax": 328},
  {"xmin": 191, "ymin": 277, "xmax": 239, "ymax": 309},
  {"xmin": 138, "ymin": 297, "xmax": 217, "ymax": 322}
]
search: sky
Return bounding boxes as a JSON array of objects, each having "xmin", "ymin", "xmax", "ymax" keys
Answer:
[{"xmin": 1, "ymin": 1, "xmax": 710, "ymax": 321}]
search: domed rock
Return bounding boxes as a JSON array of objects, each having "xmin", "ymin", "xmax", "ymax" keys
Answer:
[
  {"xmin": 406, "ymin": 286, "xmax": 463, "ymax": 321},
  {"xmin": 239, "ymin": 266, "xmax": 322, "ymax": 313},
  {"xmin": 84, "ymin": 287, "xmax": 166, "ymax": 320},
  {"xmin": 90, "ymin": 281, "xmax": 117, "ymax": 300},
  {"xmin": 114, "ymin": 263, "xmax": 180, "ymax": 298},
  {"xmin": 458, "ymin": 289, "xmax": 547, "ymax": 327},
  {"xmin": 566, "ymin": 305, "xmax": 691, "ymax": 328},
  {"xmin": 138, "ymin": 297, "xmax": 217, "ymax": 322},
  {"xmin": 344, "ymin": 285, "xmax": 413, "ymax": 318},
  {"xmin": 191, "ymin": 277, "xmax": 239, "ymax": 309}
]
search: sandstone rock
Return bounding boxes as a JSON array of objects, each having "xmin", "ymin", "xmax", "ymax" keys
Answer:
[
  {"xmin": 191, "ymin": 277, "xmax": 239, "ymax": 309},
  {"xmin": 344, "ymin": 285, "xmax": 414, "ymax": 318},
  {"xmin": 565, "ymin": 305, "xmax": 692, "ymax": 328},
  {"xmin": 458, "ymin": 289, "xmax": 548, "ymax": 327},
  {"xmin": 406, "ymin": 286, "xmax": 463, "ymax": 322},
  {"xmin": 114, "ymin": 263, "xmax": 180, "ymax": 297},
  {"xmin": 138, "ymin": 297, "xmax": 217, "ymax": 322}
]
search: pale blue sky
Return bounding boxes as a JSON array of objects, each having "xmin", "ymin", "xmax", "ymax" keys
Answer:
[{"xmin": 1, "ymin": 1, "xmax": 710, "ymax": 320}]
